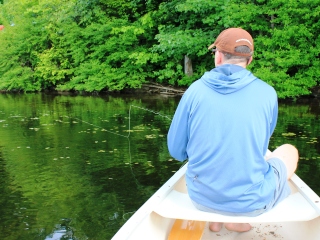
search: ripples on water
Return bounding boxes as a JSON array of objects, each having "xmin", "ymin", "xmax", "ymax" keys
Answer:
[{"xmin": 0, "ymin": 93, "xmax": 319, "ymax": 239}]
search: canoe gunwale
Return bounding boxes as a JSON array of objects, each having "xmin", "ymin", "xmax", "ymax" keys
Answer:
[{"xmin": 290, "ymin": 174, "xmax": 320, "ymax": 215}]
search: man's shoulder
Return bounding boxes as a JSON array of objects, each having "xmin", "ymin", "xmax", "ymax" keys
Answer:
[
  {"xmin": 252, "ymin": 77, "xmax": 277, "ymax": 94},
  {"xmin": 184, "ymin": 79, "xmax": 207, "ymax": 94},
  {"xmin": 241, "ymin": 77, "xmax": 278, "ymax": 103}
]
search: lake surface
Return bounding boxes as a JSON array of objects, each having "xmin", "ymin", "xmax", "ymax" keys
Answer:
[{"xmin": 0, "ymin": 93, "xmax": 319, "ymax": 239}]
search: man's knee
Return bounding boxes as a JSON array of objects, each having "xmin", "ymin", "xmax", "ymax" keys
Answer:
[
  {"xmin": 268, "ymin": 144, "xmax": 299, "ymax": 179},
  {"xmin": 282, "ymin": 143, "xmax": 298, "ymax": 154},
  {"xmin": 271, "ymin": 144, "xmax": 298, "ymax": 160},
  {"xmin": 282, "ymin": 144, "xmax": 299, "ymax": 163}
]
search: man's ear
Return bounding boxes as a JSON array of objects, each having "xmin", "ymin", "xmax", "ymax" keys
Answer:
[
  {"xmin": 215, "ymin": 51, "xmax": 223, "ymax": 66},
  {"xmin": 247, "ymin": 56, "xmax": 253, "ymax": 65}
]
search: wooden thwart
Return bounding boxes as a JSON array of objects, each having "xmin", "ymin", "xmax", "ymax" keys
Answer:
[{"xmin": 168, "ymin": 219, "xmax": 206, "ymax": 240}]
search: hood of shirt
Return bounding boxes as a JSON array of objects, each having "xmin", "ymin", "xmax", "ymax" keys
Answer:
[{"xmin": 200, "ymin": 64, "xmax": 257, "ymax": 94}]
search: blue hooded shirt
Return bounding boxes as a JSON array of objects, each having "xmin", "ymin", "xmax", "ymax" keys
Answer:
[{"xmin": 167, "ymin": 64, "xmax": 278, "ymax": 213}]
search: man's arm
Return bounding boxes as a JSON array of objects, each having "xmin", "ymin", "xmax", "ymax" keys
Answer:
[{"xmin": 167, "ymin": 96, "xmax": 189, "ymax": 161}]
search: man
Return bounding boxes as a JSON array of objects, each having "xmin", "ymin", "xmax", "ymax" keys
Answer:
[{"xmin": 167, "ymin": 28, "xmax": 299, "ymax": 232}]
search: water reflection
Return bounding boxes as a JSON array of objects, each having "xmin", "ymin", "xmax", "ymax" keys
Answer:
[
  {"xmin": 0, "ymin": 93, "xmax": 319, "ymax": 239},
  {"xmin": 45, "ymin": 219, "xmax": 74, "ymax": 240},
  {"xmin": 0, "ymin": 93, "xmax": 179, "ymax": 239},
  {"xmin": 271, "ymin": 99, "xmax": 320, "ymax": 194}
]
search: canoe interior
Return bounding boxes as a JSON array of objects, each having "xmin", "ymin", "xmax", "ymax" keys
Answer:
[
  {"xmin": 127, "ymin": 175, "xmax": 320, "ymax": 239},
  {"xmin": 113, "ymin": 163, "xmax": 320, "ymax": 240},
  {"xmin": 128, "ymin": 213, "xmax": 320, "ymax": 240}
]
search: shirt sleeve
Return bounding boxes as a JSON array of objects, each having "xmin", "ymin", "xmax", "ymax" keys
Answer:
[
  {"xmin": 270, "ymin": 95, "xmax": 278, "ymax": 136},
  {"xmin": 167, "ymin": 95, "xmax": 189, "ymax": 161}
]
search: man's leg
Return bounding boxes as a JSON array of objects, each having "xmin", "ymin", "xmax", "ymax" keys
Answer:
[
  {"xmin": 266, "ymin": 144, "xmax": 299, "ymax": 179},
  {"xmin": 210, "ymin": 144, "xmax": 298, "ymax": 233}
]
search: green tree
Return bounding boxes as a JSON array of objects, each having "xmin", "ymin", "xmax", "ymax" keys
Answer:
[
  {"xmin": 218, "ymin": 0, "xmax": 320, "ymax": 98},
  {"xmin": 151, "ymin": 0, "xmax": 223, "ymax": 86},
  {"xmin": 0, "ymin": 0, "xmax": 319, "ymax": 98},
  {"xmin": 152, "ymin": 0, "xmax": 320, "ymax": 98},
  {"xmin": 0, "ymin": 0, "xmax": 42, "ymax": 91}
]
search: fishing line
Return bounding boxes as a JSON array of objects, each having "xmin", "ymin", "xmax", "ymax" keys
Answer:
[
  {"xmin": 64, "ymin": 116, "xmax": 129, "ymax": 138},
  {"xmin": 64, "ymin": 104, "xmax": 184, "ymax": 182},
  {"xmin": 127, "ymin": 105, "xmax": 172, "ymax": 136},
  {"xmin": 66, "ymin": 105, "xmax": 172, "ymax": 138},
  {"xmin": 59, "ymin": 104, "xmax": 176, "ymax": 222},
  {"xmin": 63, "ymin": 104, "xmax": 173, "ymax": 185}
]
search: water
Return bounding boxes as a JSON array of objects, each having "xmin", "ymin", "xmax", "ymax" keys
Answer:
[{"xmin": 0, "ymin": 93, "xmax": 319, "ymax": 239}]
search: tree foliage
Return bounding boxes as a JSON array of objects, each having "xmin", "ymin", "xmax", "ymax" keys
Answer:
[{"xmin": 0, "ymin": 0, "xmax": 319, "ymax": 98}]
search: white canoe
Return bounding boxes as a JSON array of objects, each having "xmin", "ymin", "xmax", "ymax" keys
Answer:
[{"xmin": 112, "ymin": 162, "xmax": 320, "ymax": 240}]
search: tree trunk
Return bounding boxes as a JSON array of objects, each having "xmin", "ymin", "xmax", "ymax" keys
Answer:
[{"xmin": 184, "ymin": 55, "xmax": 193, "ymax": 76}]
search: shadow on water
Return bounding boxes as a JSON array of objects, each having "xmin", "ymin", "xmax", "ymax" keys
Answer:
[{"xmin": 0, "ymin": 93, "xmax": 319, "ymax": 239}]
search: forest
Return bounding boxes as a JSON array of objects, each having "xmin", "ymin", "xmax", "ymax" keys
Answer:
[{"xmin": 0, "ymin": 0, "xmax": 319, "ymax": 98}]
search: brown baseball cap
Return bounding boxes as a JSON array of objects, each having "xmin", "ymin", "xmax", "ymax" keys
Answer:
[{"xmin": 208, "ymin": 28, "xmax": 254, "ymax": 57}]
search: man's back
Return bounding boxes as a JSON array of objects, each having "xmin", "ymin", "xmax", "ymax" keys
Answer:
[
  {"xmin": 168, "ymin": 27, "xmax": 298, "ymax": 233},
  {"xmin": 168, "ymin": 64, "xmax": 278, "ymax": 213}
]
